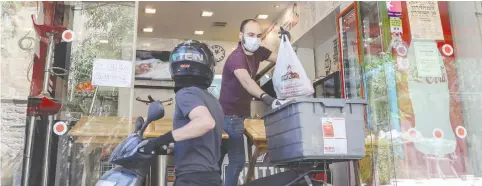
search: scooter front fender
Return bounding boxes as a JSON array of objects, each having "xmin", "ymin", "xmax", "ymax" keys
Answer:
[{"xmin": 95, "ymin": 167, "xmax": 145, "ymax": 186}]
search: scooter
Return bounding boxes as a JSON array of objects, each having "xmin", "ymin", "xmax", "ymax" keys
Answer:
[{"xmin": 95, "ymin": 97, "xmax": 172, "ymax": 186}]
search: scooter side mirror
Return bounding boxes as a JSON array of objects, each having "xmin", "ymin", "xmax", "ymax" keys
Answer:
[{"xmin": 146, "ymin": 101, "xmax": 164, "ymax": 123}]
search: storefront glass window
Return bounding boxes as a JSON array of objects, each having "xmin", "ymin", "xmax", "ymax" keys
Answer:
[
  {"xmin": 61, "ymin": 2, "xmax": 137, "ymax": 185},
  {"xmin": 351, "ymin": 1, "xmax": 482, "ymax": 185}
]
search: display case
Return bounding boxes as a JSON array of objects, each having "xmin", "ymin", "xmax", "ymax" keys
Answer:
[{"xmin": 313, "ymin": 71, "xmax": 341, "ymax": 98}]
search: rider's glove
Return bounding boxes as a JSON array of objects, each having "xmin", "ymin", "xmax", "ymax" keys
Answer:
[
  {"xmin": 278, "ymin": 27, "xmax": 291, "ymax": 41},
  {"xmin": 138, "ymin": 131, "xmax": 174, "ymax": 154}
]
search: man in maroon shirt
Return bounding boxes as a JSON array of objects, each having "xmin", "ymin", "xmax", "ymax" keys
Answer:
[{"xmin": 219, "ymin": 19, "xmax": 289, "ymax": 186}]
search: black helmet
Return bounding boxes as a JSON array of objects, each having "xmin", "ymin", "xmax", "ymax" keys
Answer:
[{"xmin": 169, "ymin": 40, "xmax": 215, "ymax": 90}]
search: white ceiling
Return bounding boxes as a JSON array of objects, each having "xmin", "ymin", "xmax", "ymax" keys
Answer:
[
  {"xmin": 137, "ymin": 1, "xmax": 293, "ymax": 42},
  {"xmin": 294, "ymin": 7, "xmax": 340, "ymax": 49}
]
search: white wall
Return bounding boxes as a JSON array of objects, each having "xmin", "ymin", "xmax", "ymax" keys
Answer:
[
  {"xmin": 314, "ymin": 35, "xmax": 338, "ymax": 78},
  {"xmin": 449, "ymin": 1, "xmax": 482, "ymax": 175},
  {"xmin": 0, "ymin": 3, "xmax": 38, "ymax": 184},
  {"xmin": 296, "ymin": 47, "xmax": 316, "ymax": 80}
]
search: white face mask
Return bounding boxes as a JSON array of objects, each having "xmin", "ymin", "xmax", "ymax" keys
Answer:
[{"xmin": 242, "ymin": 36, "xmax": 261, "ymax": 52}]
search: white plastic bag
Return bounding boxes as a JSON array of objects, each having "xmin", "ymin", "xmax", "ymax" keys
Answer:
[{"xmin": 272, "ymin": 35, "xmax": 314, "ymax": 99}]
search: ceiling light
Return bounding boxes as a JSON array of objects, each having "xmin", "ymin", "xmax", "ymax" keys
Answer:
[
  {"xmin": 256, "ymin": 14, "xmax": 269, "ymax": 19},
  {"xmin": 194, "ymin": 31, "xmax": 204, "ymax": 35},
  {"xmin": 201, "ymin": 11, "xmax": 214, "ymax": 17},
  {"xmin": 99, "ymin": 40, "xmax": 109, "ymax": 44},
  {"xmin": 143, "ymin": 28, "xmax": 153, "ymax": 32},
  {"xmin": 145, "ymin": 8, "xmax": 156, "ymax": 14},
  {"xmin": 274, "ymin": 5, "xmax": 280, "ymax": 8}
]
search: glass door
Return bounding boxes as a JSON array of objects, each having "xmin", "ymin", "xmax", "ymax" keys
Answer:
[
  {"xmin": 338, "ymin": 4, "xmax": 363, "ymax": 99},
  {"xmin": 359, "ymin": 1, "xmax": 401, "ymax": 185}
]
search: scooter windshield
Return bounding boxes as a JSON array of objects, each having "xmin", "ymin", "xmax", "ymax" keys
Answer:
[{"xmin": 109, "ymin": 134, "xmax": 151, "ymax": 166}]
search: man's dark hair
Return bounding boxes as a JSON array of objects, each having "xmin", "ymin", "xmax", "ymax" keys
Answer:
[{"xmin": 240, "ymin": 19, "xmax": 259, "ymax": 32}]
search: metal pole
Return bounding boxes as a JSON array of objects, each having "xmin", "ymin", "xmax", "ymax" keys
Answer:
[
  {"xmin": 151, "ymin": 155, "xmax": 168, "ymax": 186},
  {"xmin": 21, "ymin": 116, "xmax": 37, "ymax": 186},
  {"xmin": 89, "ymin": 87, "xmax": 99, "ymax": 114},
  {"xmin": 42, "ymin": 33, "xmax": 55, "ymax": 95},
  {"xmin": 41, "ymin": 115, "xmax": 54, "ymax": 186}
]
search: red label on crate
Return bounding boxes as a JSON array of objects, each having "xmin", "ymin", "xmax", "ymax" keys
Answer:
[{"xmin": 321, "ymin": 117, "xmax": 348, "ymax": 154}]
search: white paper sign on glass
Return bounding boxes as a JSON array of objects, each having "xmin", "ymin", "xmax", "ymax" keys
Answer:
[
  {"xmin": 413, "ymin": 42, "xmax": 442, "ymax": 77},
  {"xmin": 92, "ymin": 59, "xmax": 133, "ymax": 88}
]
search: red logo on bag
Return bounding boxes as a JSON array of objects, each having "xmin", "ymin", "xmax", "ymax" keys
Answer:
[{"xmin": 281, "ymin": 65, "xmax": 300, "ymax": 81}]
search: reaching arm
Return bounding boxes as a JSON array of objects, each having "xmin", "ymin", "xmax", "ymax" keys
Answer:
[
  {"xmin": 234, "ymin": 69, "xmax": 265, "ymax": 99},
  {"xmin": 172, "ymin": 105, "xmax": 215, "ymax": 141},
  {"xmin": 267, "ymin": 51, "xmax": 278, "ymax": 63}
]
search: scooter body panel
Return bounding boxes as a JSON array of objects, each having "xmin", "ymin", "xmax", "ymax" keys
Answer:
[{"xmin": 96, "ymin": 167, "xmax": 144, "ymax": 186}]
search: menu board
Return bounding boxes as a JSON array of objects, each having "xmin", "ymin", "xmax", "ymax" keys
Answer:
[{"xmin": 406, "ymin": 1, "xmax": 444, "ymax": 40}]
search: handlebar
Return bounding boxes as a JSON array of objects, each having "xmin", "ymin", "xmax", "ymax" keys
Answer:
[{"xmin": 136, "ymin": 95, "xmax": 173, "ymax": 105}]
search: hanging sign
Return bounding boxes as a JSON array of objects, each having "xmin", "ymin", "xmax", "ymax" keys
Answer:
[
  {"xmin": 407, "ymin": 1, "xmax": 444, "ymax": 40},
  {"xmin": 389, "ymin": 17, "xmax": 403, "ymax": 34},
  {"xmin": 387, "ymin": 1, "xmax": 402, "ymax": 17},
  {"xmin": 92, "ymin": 59, "xmax": 133, "ymax": 88}
]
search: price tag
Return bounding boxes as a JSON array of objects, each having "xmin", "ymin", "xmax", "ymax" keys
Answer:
[{"xmin": 92, "ymin": 59, "xmax": 133, "ymax": 88}]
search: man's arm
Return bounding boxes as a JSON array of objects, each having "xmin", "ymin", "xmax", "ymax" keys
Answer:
[
  {"xmin": 267, "ymin": 51, "xmax": 278, "ymax": 63},
  {"xmin": 171, "ymin": 105, "xmax": 215, "ymax": 141},
  {"xmin": 234, "ymin": 69, "xmax": 265, "ymax": 99}
]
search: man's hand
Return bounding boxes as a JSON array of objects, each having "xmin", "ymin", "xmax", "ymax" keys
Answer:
[
  {"xmin": 260, "ymin": 93, "xmax": 275, "ymax": 105},
  {"xmin": 260, "ymin": 93, "xmax": 289, "ymax": 109},
  {"xmin": 278, "ymin": 27, "xmax": 291, "ymax": 41},
  {"xmin": 138, "ymin": 131, "xmax": 174, "ymax": 154},
  {"xmin": 271, "ymin": 99, "xmax": 290, "ymax": 109}
]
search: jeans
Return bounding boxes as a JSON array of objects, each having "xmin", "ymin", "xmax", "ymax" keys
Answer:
[
  {"xmin": 219, "ymin": 115, "xmax": 246, "ymax": 186},
  {"xmin": 174, "ymin": 172, "xmax": 222, "ymax": 186}
]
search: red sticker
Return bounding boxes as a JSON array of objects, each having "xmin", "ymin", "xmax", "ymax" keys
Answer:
[
  {"xmin": 433, "ymin": 128, "xmax": 444, "ymax": 139},
  {"xmin": 441, "ymin": 44, "xmax": 453, "ymax": 56},
  {"xmin": 455, "ymin": 126, "xmax": 467, "ymax": 138},
  {"xmin": 53, "ymin": 121, "xmax": 67, "ymax": 135},
  {"xmin": 62, "ymin": 30, "xmax": 75, "ymax": 42},
  {"xmin": 407, "ymin": 128, "xmax": 418, "ymax": 141},
  {"xmin": 396, "ymin": 44, "xmax": 407, "ymax": 56}
]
